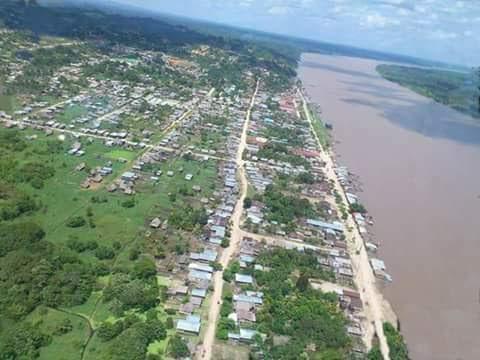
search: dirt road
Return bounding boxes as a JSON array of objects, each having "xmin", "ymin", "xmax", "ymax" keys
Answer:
[
  {"xmin": 299, "ymin": 89, "xmax": 394, "ymax": 359},
  {"xmin": 199, "ymin": 81, "xmax": 259, "ymax": 360}
]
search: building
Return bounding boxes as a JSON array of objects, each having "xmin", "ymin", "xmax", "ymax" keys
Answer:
[
  {"xmin": 306, "ymin": 218, "xmax": 344, "ymax": 233},
  {"xmin": 191, "ymin": 288, "xmax": 207, "ymax": 299},
  {"xmin": 235, "ymin": 274, "xmax": 254, "ymax": 285},
  {"xmin": 121, "ymin": 171, "xmax": 136, "ymax": 182},
  {"xmin": 176, "ymin": 315, "xmax": 201, "ymax": 334},
  {"xmin": 188, "ymin": 263, "xmax": 213, "ymax": 273},
  {"xmin": 190, "ymin": 249, "xmax": 218, "ymax": 263},
  {"xmin": 150, "ymin": 217, "xmax": 161, "ymax": 229}
]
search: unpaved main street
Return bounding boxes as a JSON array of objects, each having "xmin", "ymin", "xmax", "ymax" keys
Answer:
[{"xmin": 198, "ymin": 80, "xmax": 259, "ymax": 360}]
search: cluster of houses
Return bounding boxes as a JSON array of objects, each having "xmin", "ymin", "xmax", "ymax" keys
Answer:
[
  {"xmin": 334, "ymin": 166, "xmax": 392, "ymax": 283},
  {"xmin": 149, "ymin": 76, "xmax": 258, "ymax": 341},
  {"xmin": 213, "ymin": 237, "xmax": 264, "ymax": 344},
  {"xmin": 167, "ymin": 248, "xmax": 218, "ymax": 335},
  {"xmin": 79, "ymin": 161, "xmax": 114, "ymax": 189}
]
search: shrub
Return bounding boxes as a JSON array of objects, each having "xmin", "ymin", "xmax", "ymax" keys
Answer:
[
  {"xmin": 121, "ymin": 198, "xmax": 136, "ymax": 208},
  {"xmin": 95, "ymin": 246, "xmax": 115, "ymax": 260},
  {"xmin": 66, "ymin": 216, "xmax": 86, "ymax": 228}
]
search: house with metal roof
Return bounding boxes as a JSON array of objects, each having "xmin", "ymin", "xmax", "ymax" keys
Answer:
[
  {"xmin": 233, "ymin": 294, "xmax": 263, "ymax": 305},
  {"xmin": 228, "ymin": 328, "xmax": 257, "ymax": 343},
  {"xmin": 235, "ymin": 273, "xmax": 254, "ymax": 285},
  {"xmin": 176, "ymin": 315, "xmax": 201, "ymax": 334},
  {"xmin": 191, "ymin": 288, "xmax": 207, "ymax": 298},
  {"xmin": 190, "ymin": 249, "xmax": 217, "ymax": 262},
  {"xmin": 240, "ymin": 254, "xmax": 255, "ymax": 264},
  {"xmin": 189, "ymin": 269, "xmax": 212, "ymax": 281},
  {"xmin": 306, "ymin": 218, "xmax": 344, "ymax": 233},
  {"xmin": 188, "ymin": 262, "xmax": 213, "ymax": 273}
]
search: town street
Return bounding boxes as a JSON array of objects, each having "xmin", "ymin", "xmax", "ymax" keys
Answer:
[{"xmin": 199, "ymin": 80, "xmax": 259, "ymax": 360}]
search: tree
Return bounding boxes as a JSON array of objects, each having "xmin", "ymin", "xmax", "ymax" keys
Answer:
[
  {"xmin": 97, "ymin": 321, "xmax": 124, "ymax": 342},
  {"xmin": 350, "ymin": 202, "xmax": 367, "ymax": 214},
  {"xmin": 0, "ymin": 322, "xmax": 51, "ymax": 359},
  {"xmin": 384, "ymin": 322, "xmax": 409, "ymax": 360},
  {"xmin": 134, "ymin": 257, "xmax": 157, "ymax": 279},
  {"xmin": 296, "ymin": 273, "xmax": 310, "ymax": 292},
  {"xmin": 168, "ymin": 335, "xmax": 190, "ymax": 359},
  {"xmin": 243, "ymin": 197, "xmax": 252, "ymax": 208},
  {"xmin": 95, "ymin": 246, "xmax": 115, "ymax": 260},
  {"xmin": 367, "ymin": 345, "xmax": 382, "ymax": 360}
]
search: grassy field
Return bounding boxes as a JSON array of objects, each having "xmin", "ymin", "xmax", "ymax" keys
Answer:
[
  {"xmin": 26, "ymin": 308, "xmax": 90, "ymax": 360},
  {"xmin": 0, "ymin": 94, "xmax": 18, "ymax": 113},
  {"xmin": 307, "ymin": 104, "xmax": 330, "ymax": 148},
  {"xmin": 105, "ymin": 149, "xmax": 138, "ymax": 161},
  {"xmin": 0, "ymin": 126, "xmax": 219, "ymax": 357},
  {"xmin": 56, "ymin": 104, "xmax": 89, "ymax": 124}
]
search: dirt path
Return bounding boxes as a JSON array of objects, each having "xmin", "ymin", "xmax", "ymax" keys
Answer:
[
  {"xmin": 239, "ymin": 229, "xmax": 327, "ymax": 252},
  {"xmin": 199, "ymin": 81, "xmax": 258, "ymax": 360},
  {"xmin": 310, "ymin": 280, "xmax": 355, "ymax": 295},
  {"xmin": 298, "ymin": 89, "xmax": 393, "ymax": 359}
]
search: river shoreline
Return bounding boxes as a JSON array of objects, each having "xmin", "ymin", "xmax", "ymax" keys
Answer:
[{"xmin": 299, "ymin": 52, "xmax": 480, "ymax": 360}]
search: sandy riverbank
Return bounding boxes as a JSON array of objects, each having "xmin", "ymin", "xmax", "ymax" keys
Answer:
[{"xmin": 299, "ymin": 52, "xmax": 480, "ymax": 360}]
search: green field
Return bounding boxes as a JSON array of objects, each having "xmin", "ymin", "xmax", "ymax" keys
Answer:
[
  {"xmin": 105, "ymin": 149, "xmax": 138, "ymax": 161},
  {"xmin": 306, "ymin": 103, "xmax": 330, "ymax": 148},
  {"xmin": 56, "ymin": 104, "xmax": 88, "ymax": 124},
  {"xmin": 27, "ymin": 308, "xmax": 90, "ymax": 360},
  {"xmin": 0, "ymin": 94, "xmax": 18, "ymax": 113},
  {"xmin": 0, "ymin": 126, "xmax": 219, "ymax": 358}
]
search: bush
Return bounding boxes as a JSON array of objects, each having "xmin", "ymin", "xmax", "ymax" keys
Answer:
[
  {"xmin": 54, "ymin": 319, "xmax": 73, "ymax": 335},
  {"xmin": 168, "ymin": 335, "xmax": 190, "ymax": 359},
  {"xmin": 94, "ymin": 262, "xmax": 110, "ymax": 276},
  {"xmin": 121, "ymin": 198, "xmax": 136, "ymax": 208},
  {"xmin": 95, "ymin": 246, "xmax": 115, "ymax": 260},
  {"xmin": 67, "ymin": 238, "xmax": 88, "ymax": 252},
  {"xmin": 165, "ymin": 308, "xmax": 177, "ymax": 315},
  {"xmin": 66, "ymin": 216, "xmax": 86, "ymax": 228},
  {"xmin": 129, "ymin": 248, "xmax": 140, "ymax": 260},
  {"xmin": 97, "ymin": 321, "xmax": 124, "ymax": 342},
  {"xmin": 350, "ymin": 202, "xmax": 367, "ymax": 214},
  {"xmin": 384, "ymin": 322, "xmax": 409, "ymax": 360},
  {"xmin": 134, "ymin": 257, "xmax": 157, "ymax": 279}
]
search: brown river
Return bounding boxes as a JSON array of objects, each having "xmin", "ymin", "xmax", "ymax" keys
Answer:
[{"xmin": 299, "ymin": 53, "xmax": 480, "ymax": 360}]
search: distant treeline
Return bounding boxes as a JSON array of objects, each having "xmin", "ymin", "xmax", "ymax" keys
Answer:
[
  {"xmin": 377, "ymin": 64, "xmax": 480, "ymax": 120},
  {"xmin": 0, "ymin": 0, "xmax": 297, "ymax": 84}
]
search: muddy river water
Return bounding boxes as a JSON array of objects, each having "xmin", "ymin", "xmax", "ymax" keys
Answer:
[{"xmin": 299, "ymin": 53, "xmax": 480, "ymax": 360}]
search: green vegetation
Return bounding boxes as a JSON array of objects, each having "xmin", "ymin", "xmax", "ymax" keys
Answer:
[
  {"xmin": 307, "ymin": 104, "xmax": 330, "ymax": 148},
  {"xmin": 105, "ymin": 149, "xmax": 138, "ymax": 161},
  {"xmin": 367, "ymin": 322, "xmax": 409, "ymax": 360},
  {"xmin": 168, "ymin": 335, "xmax": 190, "ymax": 358},
  {"xmin": 257, "ymin": 143, "xmax": 311, "ymax": 168},
  {"xmin": 253, "ymin": 248, "xmax": 348, "ymax": 359},
  {"xmin": 262, "ymin": 124, "xmax": 305, "ymax": 147},
  {"xmin": 377, "ymin": 64, "xmax": 479, "ymax": 120},
  {"xmin": 350, "ymin": 202, "xmax": 367, "ymax": 214},
  {"xmin": 0, "ymin": 127, "xmax": 217, "ymax": 357},
  {"xmin": 295, "ymin": 171, "xmax": 315, "ymax": 184},
  {"xmin": 262, "ymin": 185, "xmax": 316, "ymax": 230}
]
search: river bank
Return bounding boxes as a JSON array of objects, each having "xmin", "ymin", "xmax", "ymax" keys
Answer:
[{"xmin": 299, "ymin": 53, "xmax": 480, "ymax": 360}]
